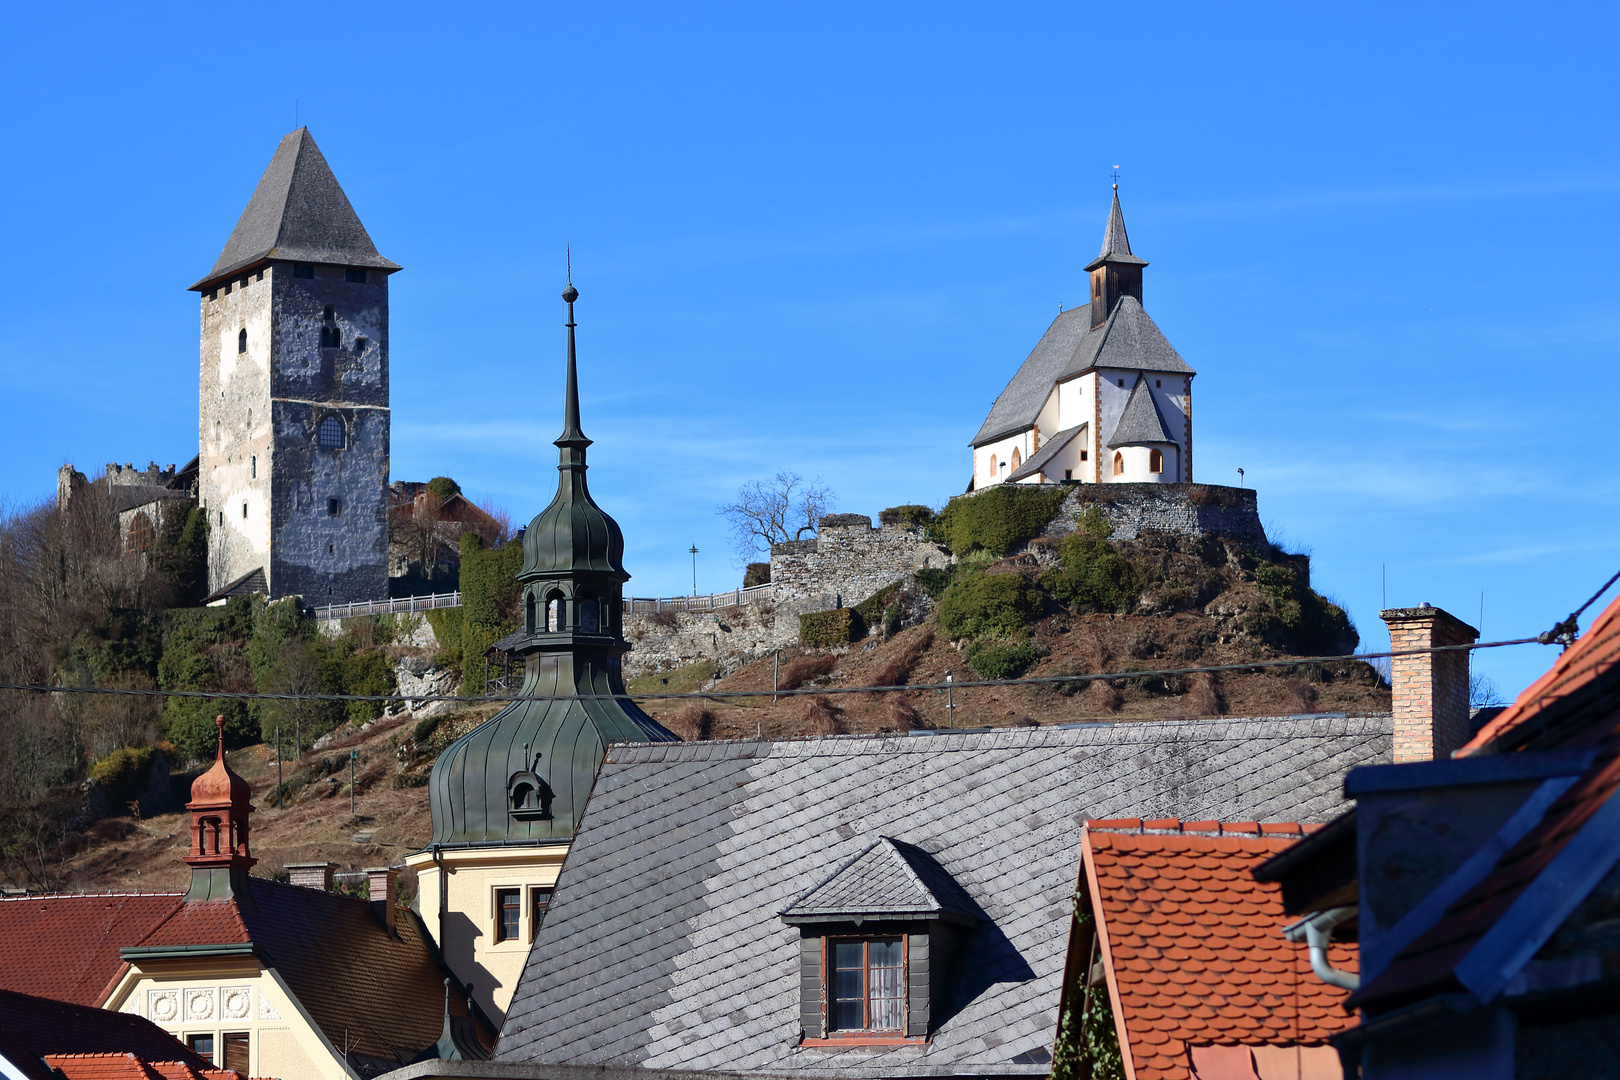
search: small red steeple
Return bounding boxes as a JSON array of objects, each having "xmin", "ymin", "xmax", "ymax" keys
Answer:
[{"xmin": 184, "ymin": 716, "xmax": 255, "ymax": 876}]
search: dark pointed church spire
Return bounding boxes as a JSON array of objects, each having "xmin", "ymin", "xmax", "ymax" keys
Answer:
[
  {"xmin": 557, "ymin": 277, "xmax": 590, "ymax": 450},
  {"xmin": 1085, "ymin": 184, "xmax": 1149, "ymax": 327}
]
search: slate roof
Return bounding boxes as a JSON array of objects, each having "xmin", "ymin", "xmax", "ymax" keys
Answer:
[
  {"xmin": 780, "ymin": 837, "xmax": 981, "ymax": 923},
  {"xmin": 1085, "ymin": 191, "xmax": 1148, "ymax": 270},
  {"xmin": 200, "ymin": 568, "xmax": 266, "ymax": 605},
  {"xmin": 1008, "ymin": 424, "xmax": 1085, "ymax": 482},
  {"xmin": 0, "ymin": 893, "xmax": 183, "ymax": 1006},
  {"xmin": 192, "ymin": 128, "xmax": 400, "ymax": 291},
  {"xmin": 496, "ymin": 717, "xmax": 1390, "ymax": 1076},
  {"xmin": 122, "ymin": 879, "xmax": 493, "ymax": 1070},
  {"xmin": 0, "ymin": 988, "xmax": 219, "ymax": 1080},
  {"xmin": 1106, "ymin": 375, "xmax": 1178, "ymax": 448},
  {"xmin": 1463, "ymin": 591, "xmax": 1620, "ymax": 755},
  {"xmin": 1083, "ymin": 820, "xmax": 1356, "ymax": 1080},
  {"xmin": 973, "ymin": 297, "xmax": 1193, "ymax": 447}
]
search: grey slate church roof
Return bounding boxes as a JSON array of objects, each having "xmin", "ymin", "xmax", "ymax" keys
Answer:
[
  {"xmin": 192, "ymin": 128, "xmax": 401, "ymax": 290},
  {"xmin": 1008, "ymin": 423, "xmax": 1085, "ymax": 481},
  {"xmin": 971, "ymin": 297, "xmax": 1193, "ymax": 447},
  {"xmin": 1106, "ymin": 375, "xmax": 1178, "ymax": 448},
  {"xmin": 496, "ymin": 717, "xmax": 1391, "ymax": 1076}
]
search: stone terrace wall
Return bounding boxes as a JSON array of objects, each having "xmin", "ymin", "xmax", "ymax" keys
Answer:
[
  {"xmin": 622, "ymin": 601, "xmax": 783, "ymax": 678},
  {"xmin": 1037, "ymin": 483, "xmax": 1267, "ymax": 545},
  {"xmin": 770, "ymin": 517, "xmax": 952, "ymax": 619}
]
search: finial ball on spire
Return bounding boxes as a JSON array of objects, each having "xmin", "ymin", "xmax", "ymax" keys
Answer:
[{"xmin": 562, "ymin": 284, "xmax": 579, "ymax": 303}]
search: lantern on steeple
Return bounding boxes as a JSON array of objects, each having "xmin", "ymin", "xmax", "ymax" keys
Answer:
[{"xmin": 183, "ymin": 715, "xmax": 256, "ymax": 901}]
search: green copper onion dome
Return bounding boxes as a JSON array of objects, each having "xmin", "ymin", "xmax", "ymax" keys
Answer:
[{"xmin": 426, "ymin": 281, "xmax": 676, "ymax": 848}]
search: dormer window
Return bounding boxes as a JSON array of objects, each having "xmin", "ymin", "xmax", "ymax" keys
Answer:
[
  {"xmin": 780, "ymin": 837, "xmax": 981, "ymax": 1045},
  {"xmin": 507, "ymin": 768, "xmax": 554, "ymax": 821}
]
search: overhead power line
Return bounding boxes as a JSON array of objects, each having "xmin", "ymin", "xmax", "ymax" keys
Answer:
[{"xmin": 0, "ymin": 635, "xmax": 1543, "ymax": 707}]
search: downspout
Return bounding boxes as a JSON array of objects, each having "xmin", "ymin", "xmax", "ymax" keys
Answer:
[
  {"xmin": 431, "ymin": 844, "xmax": 446, "ymax": 948},
  {"xmin": 1285, "ymin": 906, "xmax": 1360, "ymax": 990}
]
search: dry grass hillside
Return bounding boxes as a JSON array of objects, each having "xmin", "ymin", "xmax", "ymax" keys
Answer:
[{"xmin": 43, "ymin": 526, "xmax": 1388, "ymax": 894}]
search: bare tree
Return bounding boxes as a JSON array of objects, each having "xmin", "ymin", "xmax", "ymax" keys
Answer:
[
  {"xmin": 390, "ymin": 490, "xmax": 446, "ymax": 579},
  {"xmin": 720, "ymin": 471, "xmax": 834, "ymax": 565}
]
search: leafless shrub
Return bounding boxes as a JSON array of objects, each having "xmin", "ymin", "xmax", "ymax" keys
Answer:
[
  {"xmin": 1077, "ymin": 633, "xmax": 1115, "ymax": 674},
  {"xmin": 883, "ymin": 698, "xmax": 931, "ymax": 732},
  {"xmin": 1084, "ymin": 680, "xmax": 1123, "ymax": 714},
  {"xmin": 1286, "ymin": 679, "xmax": 1319, "ymax": 713},
  {"xmin": 800, "ymin": 696, "xmax": 845, "ymax": 736},
  {"xmin": 869, "ymin": 630, "xmax": 934, "ymax": 692},
  {"xmin": 89, "ymin": 818, "xmax": 135, "ymax": 843},
  {"xmin": 1184, "ymin": 672, "xmax": 1223, "ymax": 717},
  {"xmin": 667, "ymin": 702, "xmax": 714, "ymax": 741},
  {"xmin": 779, "ymin": 654, "xmax": 836, "ymax": 691},
  {"xmin": 720, "ymin": 471, "xmax": 835, "ymax": 564}
]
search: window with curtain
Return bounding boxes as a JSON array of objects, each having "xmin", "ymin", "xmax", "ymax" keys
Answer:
[{"xmin": 830, "ymin": 937, "xmax": 904, "ymax": 1032}]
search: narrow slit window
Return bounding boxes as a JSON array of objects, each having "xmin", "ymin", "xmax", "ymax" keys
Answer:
[
  {"xmin": 237, "ymin": 328, "xmax": 247, "ymax": 354},
  {"xmin": 241, "ymin": 502, "xmax": 248, "ymax": 519},
  {"xmin": 327, "ymin": 498, "xmax": 340, "ymax": 517},
  {"xmin": 250, "ymin": 455, "xmax": 257, "ymax": 479}
]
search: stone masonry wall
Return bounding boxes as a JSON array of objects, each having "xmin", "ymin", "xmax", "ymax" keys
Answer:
[
  {"xmin": 620, "ymin": 516, "xmax": 952, "ymax": 676},
  {"xmin": 1036, "ymin": 483, "xmax": 1267, "ymax": 545}
]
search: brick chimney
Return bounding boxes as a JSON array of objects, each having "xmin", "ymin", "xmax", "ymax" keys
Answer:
[
  {"xmin": 366, "ymin": 866, "xmax": 399, "ymax": 934},
  {"xmin": 1382, "ymin": 604, "xmax": 1479, "ymax": 763},
  {"xmin": 286, "ymin": 862, "xmax": 335, "ymax": 891}
]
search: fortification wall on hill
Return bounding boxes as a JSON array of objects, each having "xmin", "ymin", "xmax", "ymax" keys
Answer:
[
  {"xmin": 1036, "ymin": 483, "xmax": 1267, "ymax": 545},
  {"xmin": 621, "ymin": 516, "xmax": 951, "ymax": 676}
]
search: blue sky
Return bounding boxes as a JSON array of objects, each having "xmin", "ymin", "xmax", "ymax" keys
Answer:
[{"xmin": 2, "ymin": 3, "xmax": 1616, "ymax": 698}]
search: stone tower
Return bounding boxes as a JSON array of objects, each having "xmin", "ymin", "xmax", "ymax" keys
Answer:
[
  {"xmin": 406, "ymin": 280, "xmax": 676, "ymax": 1025},
  {"xmin": 191, "ymin": 128, "xmax": 399, "ymax": 605}
]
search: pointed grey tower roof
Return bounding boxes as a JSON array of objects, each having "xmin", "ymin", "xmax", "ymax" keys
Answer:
[
  {"xmin": 191, "ymin": 128, "xmax": 400, "ymax": 290},
  {"xmin": 1085, "ymin": 188, "xmax": 1148, "ymax": 271},
  {"xmin": 1107, "ymin": 374, "xmax": 1178, "ymax": 447}
]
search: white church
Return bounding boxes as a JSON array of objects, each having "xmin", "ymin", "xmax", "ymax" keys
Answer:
[{"xmin": 971, "ymin": 188, "xmax": 1194, "ymax": 488}]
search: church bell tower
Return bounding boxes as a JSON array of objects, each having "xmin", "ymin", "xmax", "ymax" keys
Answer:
[{"xmin": 406, "ymin": 279, "xmax": 676, "ymax": 1026}]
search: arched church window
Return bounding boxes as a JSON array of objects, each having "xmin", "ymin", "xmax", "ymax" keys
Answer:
[
  {"xmin": 237, "ymin": 329, "xmax": 247, "ymax": 354},
  {"xmin": 320, "ymin": 306, "xmax": 339, "ymax": 349},
  {"xmin": 988, "ymin": 455, "xmax": 997, "ymax": 477},
  {"xmin": 546, "ymin": 596, "xmax": 563, "ymax": 633},
  {"xmin": 579, "ymin": 598, "xmax": 599, "ymax": 633},
  {"xmin": 1113, "ymin": 452, "xmax": 1124, "ymax": 476},
  {"xmin": 1010, "ymin": 448, "xmax": 1022, "ymax": 472},
  {"xmin": 317, "ymin": 415, "xmax": 345, "ymax": 449},
  {"xmin": 525, "ymin": 593, "xmax": 536, "ymax": 634},
  {"xmin": 1149, "ymin": 449, "xmax": 1163, "ymax": 474}
]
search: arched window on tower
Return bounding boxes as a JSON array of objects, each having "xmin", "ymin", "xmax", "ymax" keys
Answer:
[
  {"xmin": 525, "ymin": 592, "xmax": 536, "ymax": 634},
  {"xmin": 317, "ymin": 415, "xmax": 345, "ymax": 450},
  {"xmin": 1113, "ymin": 451, "xmax": 1124, "ymax": 477},
  {"xmin": 546, "ymin": 595, "xmax": 563, "ymax": 633},
  {"xmin": 320, "ymin": 306, "xmax": 339, "ymax": 349},
  {"xmin": 237, "ymin": 328, "xmax": 247, "ymax": 354},
  {"xmin": 1149, "ymin": 449, "xmax": 1164, "ymax": 474}
]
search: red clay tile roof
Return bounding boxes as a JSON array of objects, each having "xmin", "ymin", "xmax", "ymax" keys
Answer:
[
  {"xmin": 132, "ymin": 898, "xmax": 252, "ymax": 948},
  {"xmin": 42, "ymin": 1054, "xmax": 244, "ymax": 1080},
  {"xmin": 1084, "ymin": 821, "xmax": 1357, "ymax": 1080},
  {"xmin": 0, "ymin": 894, "xmax": 182, "ymax": 1005},
  {"xmin": 1463, "ymin": 591, "xmax": 1620, "ymax": 754},
  {"xmin": 0, "ymin": 987, "xmax": 214, "ymax": 1080}
]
